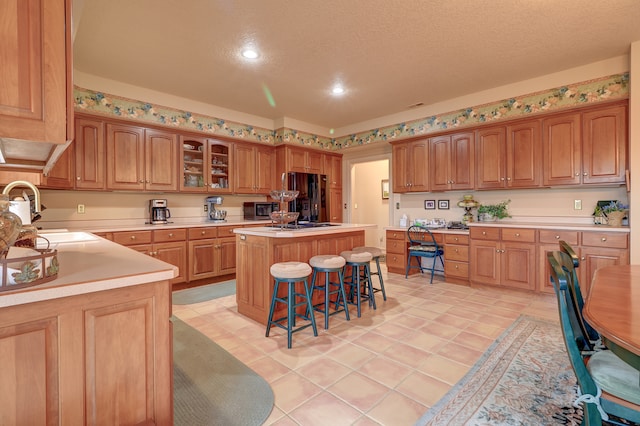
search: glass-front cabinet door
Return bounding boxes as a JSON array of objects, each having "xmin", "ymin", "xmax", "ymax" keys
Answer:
[
  {"xmin": 208, "ymin": 139, "xmax": 232, "ymax": 193},
  {"xmin": 180, "ymin": 136, "xmax": 232, "ymax": 193}
]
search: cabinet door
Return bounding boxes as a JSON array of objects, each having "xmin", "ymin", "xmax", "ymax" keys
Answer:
[
  {"xmin": 74, "ymin": 117, "xmax": 106, "ymax": 190},
  {"xmin": 329, "ymin": 188, "xmax": 343, "ymax": 222},
  {"xmin": 209, "ymin": 140, "xmax": 232, "ymax": 193},
  {"xmin": 582, "ymin": 104, "xmax": 627, "ymax": 184},
  {"xmin": 145, "ymin": 129, "xmax": 178, "ymax": 191},
  {"xmin": 506, "ymin": 119, "xmax": 541, "ymax": 188},
  {"xmin": 325, "ymin": 154, "xmax": 342, "ymax": 188},
  {"xmin": 188, "ymin": 239, "xmax": 217, "ymax": 280},
  {"xmin": 501, "ymin": 242, "xmax": 536, "ymax": 290},
  {"xmin": 543, "ymin": 112, "xmax": 581, "ymax": 186},
  {"xmin": 470, "ymin": 240, "xmax": 500, "ymax": 286},
  {"xmin": 450, "ymin": 132, "xmax": 474, "ymax": 190},
  {"xmin": 254, "ymin": 145, "xmax": 276, "ymax": 194},
  {"xmin": 217, "ymin": 237, "xmax": 237, "ymax": 275},
  {"xmin": 106, "ymin": 123, "xmax": 145, "ymax": 190},
  {"xmin": 41, "ymin": 142, "xmax": 74, "ymax": 189},
  {"xmin": 409, "ymin": 140, "xmax": 430, "ymax": 192},
  {"xmin": 154, "ymin": 241, "xmax": 187, "ymax": 284},
  {"xmin": 475, "ymin": 126, "xmax": 506, "ymax": 189},
  {"xmin": 579, "ymin": 247, "xmax": 629, "ymax": 296},
  {"xmin": 429, "ymin": 135, "xmax": 451, "ymax": 191},
  {"xmin": 233, "ymin": 144, "xmax": 256, "ymax": 193},
  {"xmin": 306, "ymin": 150, "xmax": 324, "ymax": 174},
  {"xmin": 392, "ymin": 143, "xmax": 410, "ymax": 192},
  {"xmin": 288, "ymin": 148, "xmax": 308, "ymax": 173},
  {"xmin": 0, "ymin": 0, "xmax": 71, "ymax": 145}
]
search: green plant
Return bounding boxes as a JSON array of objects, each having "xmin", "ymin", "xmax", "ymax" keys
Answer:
[
  {"xmin": 601, "ymin": 200, "xmax": 628, "ymax": 215},
  {"xmin": 477, "ymin": 200, "xmax": 511, "ymax": 219}
]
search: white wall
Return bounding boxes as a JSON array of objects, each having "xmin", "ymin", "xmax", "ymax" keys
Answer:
[{"xmin": 350, "ymin": 160, "xmax": 389, "ymax": 249}]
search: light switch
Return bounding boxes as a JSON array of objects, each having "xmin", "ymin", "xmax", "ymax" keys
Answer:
[{"xmin": 574, "ymin": 200, "xmax": 582, "ymax": 210}]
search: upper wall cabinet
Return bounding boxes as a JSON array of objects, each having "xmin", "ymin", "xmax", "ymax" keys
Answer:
[
  {"xmin": 74, "ymin": 117, "xmax": 106, "ymax": 190},
  {"xmin": 392, "ymin": 139, "xmax": 429, "ymax": 193},
  {"xmin": 323, "ymin": 153, "xmax": 342, "ymax": 188},
  {"xmin": 276, "ymin": 146, "xmax": 324, "ymax": 175},
  {"xmin": 429, "ymin": 132, "xmax": 474, "ymax": 191},
  {"xmin": 180, "ymin": 137, "xmax": 233, "ymax": 193},
  {"xmin": 234, "ymin": 143, "xmax": 276, "ymax": 194},
  {"xmin": 0, "ymin": 0, "xmax": 73, "ymax": 145},
  {"xmin": 476, "ymin": 120, "xmax": 541, "ymax": 189},
  {"xmin": 106, "ymin": 123, "xmax": 178, "ymax": 191},
  {"xmin": 543, "ymin": 102, "xmax": 627, "ymax": 186}
]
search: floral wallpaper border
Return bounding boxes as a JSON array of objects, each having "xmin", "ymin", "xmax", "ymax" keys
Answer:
[{"xmin": 74, "ymin": 72, "xmax": 628, "ymax": 152}]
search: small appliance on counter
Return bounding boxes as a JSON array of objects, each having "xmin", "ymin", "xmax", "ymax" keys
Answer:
[
  {"xmin": 243, "ymin": 201, "xmax": 279, "ymax": 220},
  {"xmin": 207, "ymin": 196, "xmax": 227, "ymax": 222},
  {"xmin": 148, "ymin": 199, "xmax": 171, "ymax": 224}
]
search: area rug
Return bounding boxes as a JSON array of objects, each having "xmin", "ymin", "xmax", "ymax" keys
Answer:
[
  {"xmin": 172, "ymin": 279, "xmax": 236, "ymax": 305},
  {"xmin": 416, "ymin": 315, "xmax": 583, "ymax": 426},
  {"xmin": 173, "ymin": 317, "xmax": 274, "ymax": 425}
]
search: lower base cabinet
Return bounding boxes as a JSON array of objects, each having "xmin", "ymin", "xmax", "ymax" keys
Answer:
[
  {"xmin": 0, "ymin": 282, "xmax": 173, "ymax": 425},
  {"xmin": 188, "ymin": 226, "xmax": 237, "ymax": 281}
]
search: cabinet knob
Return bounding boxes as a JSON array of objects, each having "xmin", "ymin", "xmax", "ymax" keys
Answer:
[
  {"xmin": 515, "ymin": 233, "xmax": 520, "ymax": 237},
  {"xmin": 575, "ymin": 172, "xmax": 580, "ymax": 176},
  {"xmin": 601, "ymin": 237, "xmax": 607, "ymax": 242},
  {"xmin": 482, "ymin": 231, "xmax": 487, "ymax": 235},
  {"xmin": 455, "ymin": 265, "xmax": 459, "ymax": 269},
  {"xmin": 168, "ymin": 233, "xmax": 173, "ymax": 237},
  {"xmin": 139, "ymin": 180, "xmax": 144, "ymax": 183},
  {"xmin": 507, "ymin": 177, "xmax": 511, "ymax": 181},
  {"xmin": 201, "ymin": 231, "xmax": 206, "ymax": 235},
  {"xmin": 583, "ymin": 172, "xmax": 588, "ymax": 176},
  {"xmin": 555, "ymin": 235, "xmax": 560, "ymax": 239},
  {"xmin": 455, "ymin": 248, "xmax": 459, "ymax": 253},
  {"xmin": 496, "ymin": 249, "xmax": 500, "ymax": 253},
  {"xmin": 501, "ymin": 177, "xmax": 505, "ymax": 181},
  {"xmin": 454, "ymin": 237, "xmax": 458, "ymax": 241},
  {"xmin": 76, "ymin": 176, "xmax": 81, "ymax": 180},
  {"xmin": 130, "ymin": 236, "xmax": 136, "ymax": 240}
]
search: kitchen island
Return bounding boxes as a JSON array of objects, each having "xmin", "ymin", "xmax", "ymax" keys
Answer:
[
  {"xmin": 233, "ymin": 224, "xmax": 375, "ymax": 325},
  {"xmin": 0, "ymin": 232, "xmax": 176, "ymax": 425}
]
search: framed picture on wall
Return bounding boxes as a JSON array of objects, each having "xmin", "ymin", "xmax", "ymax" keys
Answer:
[
  {"xmin": 381, "ymin": 180, "xmax": 390, "ymax": 199},
  {"xmin": 425, "ymin": 200, "xmax": 436, "ymax": 210},
  {"xmin": 438, "ymin": 200, "xmax": 450, "ymax": 210}
]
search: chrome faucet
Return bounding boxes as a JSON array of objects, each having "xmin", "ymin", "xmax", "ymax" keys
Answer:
[{"xmin": 1, "ymin": 180, "xmax": 41, "ymax": 214}]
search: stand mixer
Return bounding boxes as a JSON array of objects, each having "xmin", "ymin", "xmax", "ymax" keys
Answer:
[{"xmin": 207, "ymin": 196, "xmax": 227, "ymax": 222}]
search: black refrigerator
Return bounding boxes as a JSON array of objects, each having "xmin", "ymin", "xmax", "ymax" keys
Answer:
[{"xmin": 287, "ymin": 172, "xmax": 327, "ymax": 222}]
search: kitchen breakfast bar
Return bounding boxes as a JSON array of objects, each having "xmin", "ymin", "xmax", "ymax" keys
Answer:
[{"xmin": 234, "ymin": 224, "xmax": 375, "ymax": 325}]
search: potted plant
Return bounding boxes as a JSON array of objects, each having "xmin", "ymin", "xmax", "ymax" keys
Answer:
[
  {"xmin": 477, "ymin": 200, "xmax": 511, "ymax": 221},
  {"xmin": 601, "ymin": 201, "xmax": 628, "ymax": 227}
]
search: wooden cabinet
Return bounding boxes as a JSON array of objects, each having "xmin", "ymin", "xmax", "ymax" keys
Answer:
[
  {"xmin": 281, "ymin": 146, "xmax": 324, "ymax": 174},
  {"xmin": 73, "ymin": 117, "xmax": 106, "ymax": 190},
  {"xmin": 537, "ymin": 229, "xmax": 580, "ymax": 294},
  {"xmin": 0, "ymin": 0, "xmax": 73, "ymax": 146},
  {"xmin": 543, "ymin": 103, "xmax": 627, "ymax": 186},
  {"xmin": 181, "ymin": 137, "xmax": 233, "ymax": 193},
  {"xmin": 188, "ymin": 226, "xmax": 237, "ymax": 281},
  {"xmin": 392, "ymin": 139, "xmax": 429, "ymax": 193},
  {"xmin": 324, "ymin": 153, "xmax": 343, "ymax": 188},
  {"xmin": 329, "ymin": 188, "xmax": 343, "ymax": 222},
  {"xmin": 106, "ymin": 123, "xmax": 178, "ymax": 191},
  {"xmin": 470, "ymin": 227, "xmax": 536, "ymax": 290},
  {"xmin": 476, "ymin": 120, "xmax": 541, "ymax": 189},
  {"xmin": 41, "ymin": 142, "xmax": 75, "ymax": 189},
  {"xmin": 234, "ymin": 143, "xmax": 276, "ymax": 194},
  {"xmin": 430, "ymin": 132, "xmax": 474, "ymax": 191},
  {"xmin": 385, "ymin": 230, "xmax": 408, "ymax": 275},
  {"xmin": 0, "ymin": 281, "xmax": 172, "ymax": 425},
  {"xmin": 444, "ymin": 234, "xmax": 469, "ymax": 284}
]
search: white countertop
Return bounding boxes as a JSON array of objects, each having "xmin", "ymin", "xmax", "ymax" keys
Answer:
[
  {"xmin": 234, "ymin": 223, "xmax": 377, "ymax": 238},
  {"xmin": 0, "ymin": 232, "xmax": 178, "ymax": 308},
  {"xmin": 387, "ymin": 221, "xmax": 630, "ymax": 233}
]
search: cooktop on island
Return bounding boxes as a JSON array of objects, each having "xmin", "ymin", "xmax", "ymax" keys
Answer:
[{"xmin": 268, "ymin": 222, "xmax": 339, "ymax": 229}]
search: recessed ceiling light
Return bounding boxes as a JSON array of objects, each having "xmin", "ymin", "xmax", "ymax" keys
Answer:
[
  {"xmin": 241, "ymin": 49, "xmax": 259, "ymax": 59},
  {"xmin": 331, "ymin": 86, "xmax": 345, "ymax": 95}
]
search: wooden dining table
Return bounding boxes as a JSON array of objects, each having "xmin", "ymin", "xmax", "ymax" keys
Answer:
[{"xmin": 583, "ymin": 264, "xmax": 640, "ymax": 370}]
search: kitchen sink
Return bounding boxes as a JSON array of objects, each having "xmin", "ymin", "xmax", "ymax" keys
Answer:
[{"xmin": 37, "ymin": 231, "xmax": 101, "ymax": 245}]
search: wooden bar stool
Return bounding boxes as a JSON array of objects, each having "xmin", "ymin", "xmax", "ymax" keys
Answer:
[
  {"xmin": 308, "ymin": 255, "xmax": 350, "ymax": 329},
  {"xmin": 353, "ymin": 246, "xmax": 387, "ymax": 301},
  {"xmin": 340, "ymin": 250, "xmax": 376, "ymax": 317},
  {"xmin": 266, "ymin": 261, "xmax": 317, "ymax": 349}
]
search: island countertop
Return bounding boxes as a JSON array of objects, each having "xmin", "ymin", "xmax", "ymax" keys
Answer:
[
  {"xmin": 0, "ymin": 231, "xmax": 178, "ymax": 308},
  {"xmin": 234, "ymin": 223, "xmax": 376, "ymax": 238}
]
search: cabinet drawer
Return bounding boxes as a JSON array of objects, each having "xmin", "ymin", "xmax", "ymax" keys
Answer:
[
  {"xmin": 501, "ymin": 228, "xmax": 536, "ymax": 243},
  {"xmin": 581, "ymin": 231, "xmax": 628, "ymax": 249},
  {"xmin": 216, "ymin": 225, "xmax": 240, "ymax": 237},
  {"xmin": 445, "ymin": 261, "xmax": 469, "ymax": 279},
  {"xmin": 445, "ymin": 245, "xmax": 469, "ymax": 262},
  {"xmin": 188, "ymin": 227, "xmax": 218, "ymax": 240},
  {"xmin": 469, "ymin": 227, "xmax": 500, "ymax": 241},
  {"xmin": 386, "ymin": 230, "xmax": 406, "ymax": 241},
  {"xmin": 153, "ymin": 228, "xmax": 187, "ymax": 242},
  {"xmin": 444, "ymin": 234, "xmax": 469, "ymax": 245},
  {"xmin": 538, "ymin": 230, "xmax": 579, "ymax": 245},
  {"xmin": 386, "ymin": 239, "xmax": 406, "ymax": 254},
  {"xmin": 385, "ymin": 252, "xmax": 406, "ymax": 270},
  {"xmin": 113, "ymin": 231, "xmax": 152, "ymax": 246}
]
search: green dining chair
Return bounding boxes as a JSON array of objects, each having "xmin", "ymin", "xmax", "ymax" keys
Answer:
[{"xmin": 548, "ymin": 251, "xmax": 640, "ymax": 424}]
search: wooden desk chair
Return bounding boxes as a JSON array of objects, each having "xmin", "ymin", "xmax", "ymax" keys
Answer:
[
  {"xmin": 548, "ymin": 251, "xmax": 640, "ymax": 424},
  {"xmin": 405, "ymin": 225, "xmax": 444, "ymax": 283}
]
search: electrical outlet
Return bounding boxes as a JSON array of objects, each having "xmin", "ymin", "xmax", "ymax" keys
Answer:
[
  {"xmin": 77, "ymin": 204, "xmax": 85, "ymax": 214},
  {"xmin": 574, "ymin": 199, "xmax": 582, "ymax": 210},
  {"xmin": 204, "ymin": 204, "xmax": 208, "ymax": 212}
]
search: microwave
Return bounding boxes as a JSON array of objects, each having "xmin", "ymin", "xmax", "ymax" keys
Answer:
[{"xmin": 243, "ymin": 202, "xmax": 279, "ymax": 220}]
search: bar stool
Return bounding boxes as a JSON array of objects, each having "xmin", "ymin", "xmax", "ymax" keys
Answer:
[
  {"xmin": 353, "ymin": 246, "xmax": 387, "ymax": 301},
  {"xmin": 266, "ymin": 261, "xmax": 317, "ymax": 349},
  {"xmin": 308, "ymin": 255, "xmax": 350, "ymax": 329},
  {"xmin": 340, "ymin": 250, "xmax": 376, "ymax": 317}
]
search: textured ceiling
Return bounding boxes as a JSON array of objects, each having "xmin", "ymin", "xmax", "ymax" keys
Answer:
[{"xmin": 73, "ymin": 0, "xmax": 640, "ymax": 130}]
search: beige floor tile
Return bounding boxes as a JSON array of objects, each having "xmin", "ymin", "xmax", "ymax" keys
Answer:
[
  {"xmin": 382, "ymin": 342, "xmax": 432, "ymax": 368},
  {"xmin": 366, "ymin": 391, "xmax": 428, "ymax": 425},
  {"xmin": 451, "ymin": 330, "xmax": 494, "ymax": 352},
  {"xmin": 396, "ymin": 371, "xmax": 452, "ymax": 407},
  {"xmin": 271, "ymin": 371, "xmax": 323, "ymax": 413},
  {"xmin": 263, "ymin": 405, "xmax": 286, "ymax": 425},
  {"xmin": 431, "ymin": 312, "xmax": 471, "ymax": 329},
  {"xmin": 295, "ymin": 357, "xmax": 352, "ymax": 388},
  {"xmin": 327, "ymin": 342, "xmax": 377, "ymax": 369},
  {"xmin": 419, "ymin": 320, "xmax": 462, "ymax": 340},
  {"xmin": 402, "ymin": 329, "xmax": 447, "ymax": 352},
  {"xmin": 350, "ymin": 330, "xmax": 397, "ymax": 353},
  {"xmin": 464, "ymin": 321, "xmax": 503, "ymax": 339},
  {"xmin": 247, "ymin": 356, "xmax": 291, "ymax": 383},
  {"xmin": 435, "ymin": 341, "xmax": 483, "ymax": 366},
  {"xmin": 351, "ymin": 415, "xmax": 384, "ymax": 426},
  {"xmin": 289, "ymin": 391, "xmax": 363, "ymax": 426},
  {"xmin": 417, "ymin": 353, "xmax": 470, "ymax": 385},
  {"xmin": 357, "ymin": 355, "xmax": 413, "ymax": 388},
  {"xmin": 327, "ymin": 372, "xmax": 391, "ymax": 412}
]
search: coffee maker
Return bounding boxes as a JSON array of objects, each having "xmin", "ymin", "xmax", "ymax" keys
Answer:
[{"xmin": 149, "ymin": 199, "xmax": 171, "ymax": 224}]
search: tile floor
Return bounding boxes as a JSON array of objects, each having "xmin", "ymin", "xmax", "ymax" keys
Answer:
[{"xmin": 173, "ymin": 266, "xmax": 559, "ymax": 426}]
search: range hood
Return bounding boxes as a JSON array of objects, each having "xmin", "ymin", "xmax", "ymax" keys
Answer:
[{"xmin": 0, "ymin": 138, "xmax": 71, "ymax": 176}]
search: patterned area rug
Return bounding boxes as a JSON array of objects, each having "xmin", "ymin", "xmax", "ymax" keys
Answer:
[{"xmin": 416, "ymin": 315, "xmax": 583, "ymax": 425}]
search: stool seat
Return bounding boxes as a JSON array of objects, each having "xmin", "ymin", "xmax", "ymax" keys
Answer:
[
  {"xmin": 340, "ymin": 250, "xmax": 372, "ymax": 263},
  {"xmin": 309, "ymin": 255, "xmax": 346, "ymax": 269},
  {"xmin": 352, "ymin": 246, "xmax": 387, "ymax": 301},
  {"xmin": 353, "ymin": 246, "xmax": 382, "ymax": 257},
  {"xmin": 270, "ymin": 261, "xmax": 312, "ymax": 278}
]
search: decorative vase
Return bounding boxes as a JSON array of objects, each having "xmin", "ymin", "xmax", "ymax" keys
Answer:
[
  {"xmin": 606, "ymin": 211, "xmax": 626, "ymax": 227},
  {"xmin": 0, "ymin": 195, "xmax": 22, "ymax": 258}
]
